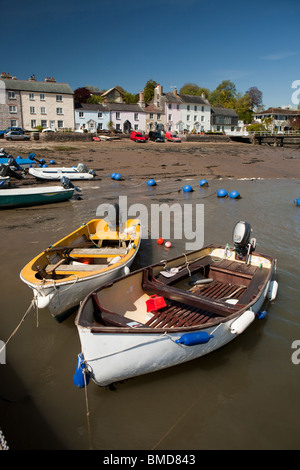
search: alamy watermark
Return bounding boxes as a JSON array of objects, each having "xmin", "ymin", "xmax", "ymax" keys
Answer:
[
  {"xmin": 96, "ymin": 196, "xmax": 204, "ymax": 250},
  {"xmin": 291, "ymin": 340, "xmax": 300, "ymax": 365},
  {"xmin": 291, "ymin": 80, "xmax": 300, "ymax": 105}
]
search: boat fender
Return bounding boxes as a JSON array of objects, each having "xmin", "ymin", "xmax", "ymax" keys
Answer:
[
  {"xmin": 34, "ymin": 291, "xmax": 56, "ymax": 309},
  {"xmin": 267, "ymin": 280, "xmax": 278, "ymax": 301},
  {"xmin": 230, "ymin": 310, "xmax": 255, "ymax": 335},
  {"xmin": 256, "ymin": 310, "xmax": 267, "ymax": 320},
  {"xmin": 200, "ymin": 179, "xmax": 209, "ymax": 187},
  {"xmin": 123, "ymin": 266, "xmax": 130, "ymax": 275},
  {"xmin": 217, "ymin": 189, "xmax": 228, "ymax": 198},
  {"xmin": 175, "ymin": 331, "xmax": 213, "ymax": 346},
  {"xmin": 73, "ymin": 353, "xmax": 90, "ymax": 388}
]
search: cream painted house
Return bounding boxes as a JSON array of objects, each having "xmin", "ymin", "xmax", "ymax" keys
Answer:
[{"xmin": 0, "ymin": 73, "xmax": 75, "ymax": 130}]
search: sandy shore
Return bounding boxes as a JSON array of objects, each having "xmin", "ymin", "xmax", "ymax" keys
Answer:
[{"xmin": 2, "ymin": 138, "xmax": 300, "ymax": 185}]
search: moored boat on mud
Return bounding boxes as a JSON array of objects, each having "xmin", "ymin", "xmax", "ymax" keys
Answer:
[{"xmin": 74, "ymin": 221, "xmax": 278, "ymax": 387}]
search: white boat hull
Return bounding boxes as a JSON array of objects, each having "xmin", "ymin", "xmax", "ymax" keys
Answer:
[
  {"xmin": 29, "ymin": 167, "xmax": 94, "ymax": 181},
  {"xmin": 28, "ymin": 256, "xmax": 137, "ymax": 321},
  {"xmin": 77, "ymin": 276, "xmax": 273, "ymax": 386}
]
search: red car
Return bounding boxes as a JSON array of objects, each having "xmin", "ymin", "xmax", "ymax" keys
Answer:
[
  {"xmin": 165, "ymin": 131, "xmax": 181, "ymax": 142},
  {"xmin": 130, "ymin": 131, "xmax": 147, "ymax": 142}
]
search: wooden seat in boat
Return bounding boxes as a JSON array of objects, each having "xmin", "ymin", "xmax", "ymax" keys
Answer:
[{"xmin": 45, "ymin": 263, "xmax": 108, "ymax": 273}]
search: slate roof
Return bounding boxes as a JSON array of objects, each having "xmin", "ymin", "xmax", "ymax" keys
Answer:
[
  {"xmin": 75, "ymin": 102, "xmax": 109, "ymax": 112},
  {"xmin": 254, "ymin": 107, "xmax": 299, "ymax": 116},
  {"xmin": 1, "ymin": 78, "xmax": 74, "ymax": 94},
  {"xmin": 212, "ymin": 107, "xmax": 238, "ymax": 117}
]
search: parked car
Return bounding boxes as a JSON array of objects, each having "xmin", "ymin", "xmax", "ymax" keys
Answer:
[
  {"xmin": 165, "ymin": 131, "xmax": 181, "ymax": 142},
  {"xmin": 5, "ymin": 131, "xmax": 30, "ymax": 141},
  {"xmin": 130, "ymin": 131, "xmax": 147, "ymax": 142},
  {"xmin": 149, "ymin": 131, "xmax": 165, "ymax": 142},
  {"xmin": 42, "ymin": 128, "xmax": 56, "ymax": 133},
  {"xmin": 0, "ymin": 127, "xmax": 24, "ymax": 138}
]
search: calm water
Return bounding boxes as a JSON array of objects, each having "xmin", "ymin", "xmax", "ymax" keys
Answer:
[{"xmin": 0, "ymin": 176, "xmax": 300, "ymax": 450}]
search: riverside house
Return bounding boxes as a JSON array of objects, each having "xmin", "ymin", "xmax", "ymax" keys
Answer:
[
  {"xmin": 0, "ymin": 72, "xmax": 75, "ymax": 131},
  {"xmin": 75, "ymin": 103, "xmax": 110, "ymax": 132}
]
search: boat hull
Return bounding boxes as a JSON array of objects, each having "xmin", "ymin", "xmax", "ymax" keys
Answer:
[
  {"xmin": 29, "ymin": 167, "xmax": 94, "ymax": 181},
  {"xmin": 75, "ymin": 246, "xmax": 276, "ymax": 386},
  {"xmin": 0, "ymin": 186, "xmax": 74, "ymax": 208},
  {"xmin": 30, "ymin": 256, "xmax": 138, "ymax": 321}
]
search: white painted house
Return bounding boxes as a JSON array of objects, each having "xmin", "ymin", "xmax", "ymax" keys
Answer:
[{"xmin": 75, "ymin": 103, "xmax": 110, "ymax": 132}]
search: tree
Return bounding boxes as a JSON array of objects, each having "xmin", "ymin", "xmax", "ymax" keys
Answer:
[
  {"xmin": 246, "ymin": 86, "xmax": 263, "ymax": 110},
  {"xmin": 74, "ymin": 87, "xmax": 91, "ymax": 104},
  {"xmin": 123, "ymin": 92, "xmax": 139, "ymax": 104},
  {"xmin": 144, "ymin": 79, "xmax": 157, "ymax": 103},
  {"xmin": 179, "ymin": 83, "xmax": 210, "ymax": 97},
  {"xmin": 209, "ymin": 80, "xmax": 238, "ymax": 107}
]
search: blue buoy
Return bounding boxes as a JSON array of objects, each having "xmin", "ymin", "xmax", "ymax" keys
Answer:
[
  {"xmin": 110, "ymin": 172, "xmax": 116, "ymax": 179},
  {"xmin": 39, "ymin": 159, "xmax": 45, "ymax": 164},
  {"xmin": 147, "ymin": 179, "xmax": 156, "ymax": 186},
  {"xmin": 183, "ymin": 185, "xmax": 193, "ymax": 192},
  {"xmin": 114, "ymin": 173, "xmax": 122, "ymax": 180},
  {"xmin": 199, "ymin": 179, "xmax": 209, "ymax": 187},
  {"xmin": 229, "ymin": 190, "xmax": 241, "ymax": 199},
  {"xmin": 175, "ymin": 331, "xmax": 213, "ymax": 346},
  {"xmin": 217, "ymin": 189, "xmax": 228, "ymax": 198},
  {"xmin": 49, "ymin": 159, "xmax": 55, "ymax": 164},
  {"xmin": 28, "ymin": 153, "xmax": 35, "ymax": 160},
  {"xmin": 42, "ymin": 164, "xmax": 48, "ymax": 167},
  {"xmin": 73, "ymin": 353, "xmax": 90, "ymax": 388},
  {"xmin": 294, "ymin": 198, "xmax": 300, "ymax": 206},
  {"xmin": 256, "ymin": 310, "xmax": 267, "ymax": 320}
]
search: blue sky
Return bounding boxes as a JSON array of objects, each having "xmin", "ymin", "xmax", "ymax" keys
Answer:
[{"xmin": 1, "ymin": 0, "xmax": 300, "ymax": 108}]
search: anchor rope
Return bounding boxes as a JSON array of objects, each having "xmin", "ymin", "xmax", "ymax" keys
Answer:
[{"xmin": 82, "ymin": 363, "xmax": 93, "ymax": 450}]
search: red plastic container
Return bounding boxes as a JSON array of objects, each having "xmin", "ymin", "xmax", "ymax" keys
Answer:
[{"xmin": 146, "ymin": 295, "xmax": 167, "ymax": 312}]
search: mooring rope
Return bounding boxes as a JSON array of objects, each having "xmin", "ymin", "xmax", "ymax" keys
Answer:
[
  {"xmin": 82, "ymin": 361, "xmax": 93, "ymax": 450},
  {"xmin": 0, "ymin": 299, "xmax": 35, "ymax": 357}
]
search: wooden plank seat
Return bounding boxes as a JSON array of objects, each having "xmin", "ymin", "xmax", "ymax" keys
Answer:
[
  {"xmin": 71, "ymin": 247, "xmax": 127, "ymax": 257},
  {"xmin": 46, "ymin": 263, "xmax": 108, "ymax": 273},
  {"xmin": 91, "ymin": 293, "xmax": 145, "ymax": 328},
  {"xmin": 189, "ymin": 280, "xmax": 247, "ymax": 300}
]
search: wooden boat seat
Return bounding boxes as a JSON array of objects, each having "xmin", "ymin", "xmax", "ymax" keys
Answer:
[
  {"xmin": 46, "ymin": 263, "xmax": 108, "ymax": 273},
  {"xmin": 71, "ymin": 247, "xmax": 127, "ymax": 256},
  {"xmin": 155, "ymin": 256, "xmax": 211, "ymax": 285}
]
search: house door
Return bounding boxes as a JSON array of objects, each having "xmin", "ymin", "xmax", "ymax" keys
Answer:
[
  {"xmin": 50, "ymin": 120, "xmax": 55, "ymax": 130},
  {"xmin": 123, "ymin": 120, "xmax": 131, "ymax": 133}
]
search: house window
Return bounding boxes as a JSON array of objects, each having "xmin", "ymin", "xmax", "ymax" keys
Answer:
[
  {"xmin": 31, "ymin": 120, "xmax": 36, "ymax": 128},
  {"xmin": 116, "ymin": 124, "xmax": 121, "ymax": 131},
  {"xmin": 187, "ymin": 115, "xmax": 190, "ymax": 121},
  {"xmin": 56, "ymin": 95, "xmax": 62, "ymax": 102},
  {"xmin": 116, "ymin": 112, "xmax": 120, "ymax": 119},
  {"xmin": 9, "ymin": 105, "xmax": 17, "ymax": 113},
  {"xmin": 8, "ymin": 91, "xmax": 16, "ymax": 99},
  {"xmin": 41, "ymin": 120, "xmax": 47, "ymax": 128},
  {"xmin": 134, "ymin": 124, "xmax": 138, "ymax": 130},
  {"xmin": 79, "ymin": 111, "xmax": 84, "ymax": 118},
  {"xmin": 57, "ymin": 120, "xmax": 64, "ymax": 128},
  {"xmin": 29, "ymin": 93, "xmax": 35, "ymax": 100},
  {"xmin": 194, "ymin": 106, "xmax": 197, "ymax": 111},
  {"xmin": 150, "ymin": 113, "xmax": 153, "ymax": 119},
  {"xmin": 194, "ymin": 115, "xmax": 197, "ymax": 121},
  {"xmin": 41, "ymin": 107, "xmax": 46, "ymax": 114},
  {"xmin": 98, "ymin": 123, "xmax": 103, "ymax": 130},
  {"xmin": 168, "ymin": 104, "xmax": 172, "ymax": 109},
  {"xmin": 157, "ymin": 113, "xmax": 161, "ymax": 120},
  {"xmin": 201, "ymin": 116, "xmax": 204, "ymax": 121},
  {"xmin": 201, "ymin": 106, "xmax": 204, "ymax": 112},
  {"xmin": 134, "ymin": 113, "xmax": 138, "ymax": 120},
  {"xmin": 30, "ymin": 106, "xmax": 35, "ymax": 114},
  {"xmin": 177, "ymin": 105, "xmax": 180, "ymax": 110},
  {"xmin": 10, "ymin": 119, "xmax": 17, "ymax": 126},
  {"xmin": 40, "ymin": 94, "xmax": 45, "ymax": 100},
  {"xmin": 98, "ymin": 112, "xmax": 102, "ymax": 118},
  {"xmin": 168, "ymin": 114, "xmax": 172, "ymax": 121},
  {"xmin": 56, "ymin": 108, "xmax": 63, "ymax": 115},
  {"xmin": 187, "ymin": 105, "xmax": 190, "ymax": 111}
]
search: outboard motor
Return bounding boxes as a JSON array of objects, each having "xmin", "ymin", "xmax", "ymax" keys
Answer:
[{"xmin": 232, "ymin": 221, "xmax": 256, "ymax": 262}]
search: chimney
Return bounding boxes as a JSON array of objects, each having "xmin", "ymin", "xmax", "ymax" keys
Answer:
[
  {"xmin": 138, "ymin": 91, "xmax": 145, "ymax": 107},
  {"xmin": 29, "ymin": 74, "xmax": 36, "ymax": 81},
  {"xmin": 173, "ymin": 87, "xmax": 177, "ymax": 95},
  {"xmin": 154, "ymin": 84, "xmax": 163, "ymax": 104},
  {"xmin": 1, "ymin": 72, "xmax": 12, "ymax": 79},
  {"xmin": 45, "ymin": 77, "xmax": 56, "ymax": 83}
]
